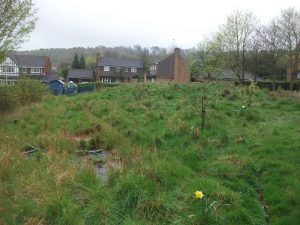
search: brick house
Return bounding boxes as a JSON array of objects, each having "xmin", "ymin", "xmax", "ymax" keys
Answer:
[
  {"xmin": 96, "ymin": 57, "xmax": 143, "ymax": 83},
  {"xmin": 148, "ymin": 48, "xmax": 190, "ymax": 82},
  {"xmin": 0, "ymin": 55, "xmax": 51, "ymax": 79}
]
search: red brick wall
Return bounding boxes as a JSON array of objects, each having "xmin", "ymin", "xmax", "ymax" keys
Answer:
[
  {"xmin": 173, "ymin": 48, "xmax": 190, "ymax": 82},
  {"xmin": 44, "ymin": 57, "xmax": 52, "ymax": 74}
]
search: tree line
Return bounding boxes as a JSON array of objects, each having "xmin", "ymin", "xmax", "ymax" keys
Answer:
[{"xmin": 190, "ymin": 7, "xmax": 300, "ymax": 90}]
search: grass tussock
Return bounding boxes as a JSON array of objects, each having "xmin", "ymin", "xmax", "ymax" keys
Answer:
[{"xmin": 0, "ymin": 82, "xmax": 299, "ymax": 225}]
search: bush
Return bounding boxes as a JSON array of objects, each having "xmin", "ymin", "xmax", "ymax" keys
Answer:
[
  {"xmin": 0, "ymin": 86, "xmax": 16, "ymax": 113},
  {"xmin": 0, "ymin": 78, "xmax": 48, "ymax": 113},
  {"xmin": 235, "ymin": 81, "xmax": 300, "ymax": 91},
  {"xmin": 14, "ymin": 78, "xmax": 49, "ymax": 104}
]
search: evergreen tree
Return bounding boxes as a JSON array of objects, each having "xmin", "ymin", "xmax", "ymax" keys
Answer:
[
  {"xmin": 79, "ymin": 54, "xmax": 86, "ymax": 69},
  {"xmin": 72, "ymin": 53, "xmax": 80, "ymax": 69}
]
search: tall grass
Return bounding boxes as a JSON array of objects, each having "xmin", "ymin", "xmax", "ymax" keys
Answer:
[{"xmin": 0, "ymin": 83, "xmax": 299, "ymax": 225}]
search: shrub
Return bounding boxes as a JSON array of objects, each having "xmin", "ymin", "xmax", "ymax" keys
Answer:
[
  {"xmin": 14, "ymin": 78, "xmax": 49, "ymax": 105},
  {"xmin": 0, "ymin": 78, "xmax": 48, "ymax": 113},
  {"xmin": 0, "ymin": 86, "xmax": 16, "ymax": 113}
]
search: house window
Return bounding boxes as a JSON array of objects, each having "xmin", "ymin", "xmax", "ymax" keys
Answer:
[
  {"xmin": 124, "ymin": 68, "xmax": 128, "ymax": 72},
  {"xmin": 104, "ymin": 66, "xmax": 110, "ymax": 71},
  {"xmin": 31, "ymin": 68, "xmax": 41, "ymax": 74},
  {"xmin": 104, "ymin": 78, "xmax": 111, "ymax": 83},
  {"xmin": 131, "ymin": 67, "xmax": 137, "ymax": 73},
  {"xmin": 116, "ymin": 67, "xmax": 121, "ymax": 72},
  {"xmin": 150, "ymin": 65, "xmax": 157, "ymax": 71},
  {"xmin": 22, "ymin": 67, "xmax": 27, "ymax": 74},
  {"xmin": 3, "ymin": 66, "xmax": 15, "ymax": 73},
  {"xmin": 297, "ymin": 72, "xmax": 300, "ymax": 79}
]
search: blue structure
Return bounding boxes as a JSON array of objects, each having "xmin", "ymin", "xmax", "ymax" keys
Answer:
[{"xmin": 49, "ymin": 80, "xmax": 65, "ymax": 95}]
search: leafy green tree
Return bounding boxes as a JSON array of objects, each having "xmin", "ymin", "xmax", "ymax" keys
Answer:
[
  {"xmin": 85, "ymin": 56, "xmax": 96, "ymax": 70},
  {"xmin": 59, "ymin": 67, "xmax": 69, "ymax": 79},
  {"xmin": 79, "ymin": 54, "xmax": 86, "ymax": 69},
  {"xmin": 0, "ymin": 0, "xmax": 37, "ymax": 62},
  {"xmin": 72, "ymin": 53, "xmax": 80, "ymax": 69},
  {"xmin": 190, "ymin": 38, "xmax": 223, "ymax": 80}
]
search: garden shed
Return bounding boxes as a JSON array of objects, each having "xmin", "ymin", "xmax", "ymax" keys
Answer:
[{"xmin": 49, "ymin": 80, "xmax": 65, "ymax": 95}]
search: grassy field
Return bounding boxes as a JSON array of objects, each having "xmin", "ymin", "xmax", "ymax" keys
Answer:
[{"xmin": 0, "ymin": 83, "xmax": 299, "ymax": 225}]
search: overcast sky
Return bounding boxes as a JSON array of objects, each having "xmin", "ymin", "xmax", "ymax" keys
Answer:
[{"xmin": 20, "ymin": 0, "xmax": 300, "ymax": 50}]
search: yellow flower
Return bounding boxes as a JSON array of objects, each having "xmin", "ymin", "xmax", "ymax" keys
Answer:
[{"xmin": 194, "ymin": 191, "xmax": 204, "ymax": 199}]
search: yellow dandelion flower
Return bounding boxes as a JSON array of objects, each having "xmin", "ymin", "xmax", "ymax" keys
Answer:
[{"xmin": 194, "ymin": 191, "xmax": 204, "ymax": 199}]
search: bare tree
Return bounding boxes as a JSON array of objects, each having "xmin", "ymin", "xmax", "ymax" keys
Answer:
[
  {"xmin": 248, "ymin": 29, "xmax": 263, "ymax": 82},
  {"xmin": 259, "ymin": 19, "xmax": 285, "ymax": 90},
  {"xmin": 0, "ymin": 0, "xmax": 37, "ymax": 61},
  {"xmin": 218, "ymin": 11, "xmax": 258, "ymax": 83},
  {"xmin": 278, "ymin": 7, "xmax": 300, "ymax": 90}
]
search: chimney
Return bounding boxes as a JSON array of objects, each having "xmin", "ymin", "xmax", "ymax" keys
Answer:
[
  {"xmin": 96, "ymin": 53, "xmax": 100, "ymax": 81},
  {"xmin": 173, "ymin": 48, "xmax": 180, "ymax": 82}
]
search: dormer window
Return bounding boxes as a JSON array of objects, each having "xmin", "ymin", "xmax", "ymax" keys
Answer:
[
  {"xmin": 31, "ymin": 68, "xmax": 41, "ymax": 74},
  {"xmin": 104, "ymin": 66, "xmax": 110, "ymax": 71}
]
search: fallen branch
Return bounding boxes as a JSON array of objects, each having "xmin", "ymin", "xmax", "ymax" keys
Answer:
[{"xmin": 23, "ymin": 143, "xmax": 45, "ymax": 154}]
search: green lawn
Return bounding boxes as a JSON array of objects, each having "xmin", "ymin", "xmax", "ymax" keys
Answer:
[{"xmin": 0, "ymin": 83, "xmax": 299, "ymax": 225}]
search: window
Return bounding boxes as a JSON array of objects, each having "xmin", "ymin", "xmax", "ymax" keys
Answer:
[
  {"xmin": 297, "ymin": 73, "xmax": 300, "ymax": 79},
  {"xmin": 131, "ymin": 67, "xmax": 137, "ymax": 73},
  {"xmin": 22, "ymin": 67, "xmax": 27, "ymax": 74},
  {"xmin": 124, "ymin": 68, "xmax": 128, "ymax": 72},
  {"xmin": 116, "ymin": 67, "xmax": 121, "ymax": 72},
  {"xmin": 3, "ymin": 66, "xmax": 15, "ymax": 73},
  {"xmin": 31, "ymin": 68, "xmax": 41, "ymax": 74},
  {"xmin": 104, "ymin": 78, "xmax": 111, "ymax": 83},
  {"xmin": 150, "ymin": 65, "xmax": 157, "ymax": 71},
  {"xmin": 104, "ymin": 66, "xmax": 110, "ymax": 71}
]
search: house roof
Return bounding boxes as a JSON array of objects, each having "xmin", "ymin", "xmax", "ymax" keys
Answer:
[
  {"xmin": 24, "ymin": 73, "xmax": 63, "ymax": 83},
  {"xmin": 97, "ymin": 57, "xmax": 143, "ymax": 68},
  {"xmin": 68, "ymin": 69, "xmax": 93, "ymax": 79},
  {"xmin": 217, "ymin": 70, "xmax": 262, "ymax": 81},
  {"xmin": 9, "ymin": 55, "xmax": 49, "ymax": 67},
  {"xmin": 149, "ymin": 48, "xmax": 185, "ymax": 65},
  {"xmin": 50, "ymin": 79, "xmax": 65, "ymax": 85}
]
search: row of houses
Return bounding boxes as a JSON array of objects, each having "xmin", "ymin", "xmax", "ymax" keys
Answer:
[
  {"xmin": 1, "ymin": 48, "xmax": 299, "ymax": 85},
  {"xmin": 0, "ymin": 48, "xmax": 190, "ymax": 84}
]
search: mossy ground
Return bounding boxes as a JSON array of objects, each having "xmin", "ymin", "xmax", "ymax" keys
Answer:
[{"xmin": 0, "ymin": 83, "xmax": 299, "ymax": 225}]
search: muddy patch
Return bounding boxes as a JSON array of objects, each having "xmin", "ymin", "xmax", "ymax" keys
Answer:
[{"xmin": 79, "ymin": 149, "xmax": 121, "ymax": 184}]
